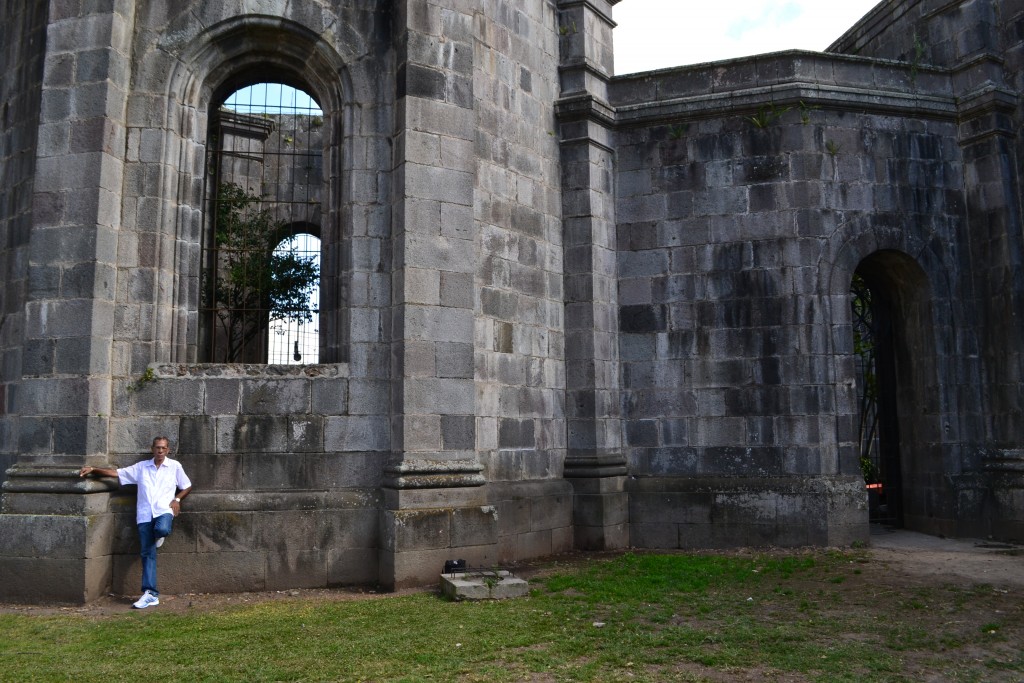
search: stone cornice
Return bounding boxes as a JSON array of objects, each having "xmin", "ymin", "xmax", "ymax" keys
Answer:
[
  {"xmin": 3, "ymin": 465, "xmax": 119, "ymax": 493},
  {"xmin": 563, "ymin": 450, "xmax": 627, "ymax": 478},
  {"xmin": 957, "ymin": 84, "xmax": 1017, "ymax": 120},
  {"xmin": 382, "ymin": 459, "xmax": 485, "ymax": 489},
  {"xmin": 554, "ymin": 92, "xmax": 616, "ymax": 127},
  {"xmin": 554, "ymin": 0, "xmax": 617, "ymax": 27},
  {"xmin": 558, "ymin": 58, "xmax": 612, "ymax": 83},
  {"xmin": 554, "ymin": 47, "xmax": 1007, "ymax": 128},
  {"xmin": 612, "ymin": 82, "xmax": 957, "ymax": 128}
]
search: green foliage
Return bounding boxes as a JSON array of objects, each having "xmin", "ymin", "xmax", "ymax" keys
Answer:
[
  {"xmin": 910, "ymin": 32, "xmax": 926, "ymax": 83},
  {"xmin": 126, "ymin": 367, "xmax": 156, "ymax": 393},
  {"xmin": 668, "ymin": 123, "xmax": 689, "ymax": 140},
  {"xmin": 748, "ymin": 103, "xmax": 790, "ymax": 129},
  {"xmin": 209, "ymin": 182, "xmax": 319, "ymax": 362},
  {"xmin": 798, "ymin": 100, "xmax": 820, "ymax": 124}
]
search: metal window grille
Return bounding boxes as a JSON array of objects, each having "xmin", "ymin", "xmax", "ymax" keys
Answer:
[
  {"xmin": 267, "ymin": 233, "xmax": 321, "ymax": 364},
  {"xmin": 201, "ymin": 83, "xmax": 323, "ymax": 363},
  {"xmin": 852, "ymin": 275, "xmax": 880, "ymax": 480}
]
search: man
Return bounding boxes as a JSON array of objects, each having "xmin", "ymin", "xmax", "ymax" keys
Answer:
[{"xmin": 79, "ymin": 436, "xmax": 192, "ymax": 609}]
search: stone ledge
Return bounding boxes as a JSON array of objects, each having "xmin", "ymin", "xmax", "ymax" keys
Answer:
[{"xmin": 151, "ymin": 363, "xmax": 348, "ymax": 379}]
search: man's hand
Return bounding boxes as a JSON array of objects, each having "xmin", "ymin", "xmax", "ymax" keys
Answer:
[
  {"xmin": 79, "ymin": 465, "xmax": 117, "ymax": 478},
  {"xmin": 170, "ymin": 499, "xmax": 181, "ymax": 517}
]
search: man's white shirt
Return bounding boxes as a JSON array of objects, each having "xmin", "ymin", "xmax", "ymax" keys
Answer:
[{"xmin": 118, "ymin": 457, "xmax": 192, "ymax": 523}]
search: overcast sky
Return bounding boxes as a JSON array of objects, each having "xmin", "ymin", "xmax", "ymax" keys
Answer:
[{"xmin": 612, "ymin": 0, "xmax": 884, "ymax": 74}]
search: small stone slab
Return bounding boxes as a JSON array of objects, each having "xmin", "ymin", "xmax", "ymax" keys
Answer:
[{"xmin": 440, "ymin": 570, "xmax": 529, "ymax": 601}]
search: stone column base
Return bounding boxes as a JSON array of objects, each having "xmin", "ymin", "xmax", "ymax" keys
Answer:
[
  {"xmin": 566, "ymin": 474, "xmax": 629, "ymax": 550},
  {"xmin": 379, "ymin": 460, "xmax": 498, "ymax": 589},
  {"xmin": 0, "ymin": 465, "xmax": 118, "ymax": 603}
]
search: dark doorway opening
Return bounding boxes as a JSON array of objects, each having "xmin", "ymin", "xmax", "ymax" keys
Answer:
[{"xmin": 852, "ymin": 272, "xmax": 904, "ymax": 526}]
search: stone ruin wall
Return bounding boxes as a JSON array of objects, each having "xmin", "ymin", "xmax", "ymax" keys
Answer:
[
  {"xmin": 0, "ymin": 0, "xmax": 578, "ymax": 601},
  {"xmin": 831, "ymin": 0, "xmax": 1024, "ymax": 476},
  {"xmin": 610, "ymin": 55, "xmax": 968, "ymax": 546},
  {"xmin": 0, "ymin": 0, "xmax": 1022, "ymax": 603},
  {"xmin": 469, "ymin": 1, "xmax": 574, "ymax": 563}
]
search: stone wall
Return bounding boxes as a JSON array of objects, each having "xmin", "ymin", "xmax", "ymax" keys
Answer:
[
  {"xmin": 832, "ymin": 0, "xmax": 1024, "ymax": 538},
  {"xmin": 1, "ymin": 0, "xmax": 575, "ymax": 600},
  {"xmin": 472, "ymin": 0, "xmax": 573, "ymax": 561},
  {"xmin": 609, "ymin": 48, "xmax": 974, "ymax": 545},
  {"xmin": 101, "ymin": 1, "xmax": 391, "ymax": 594},
  {"xmin": 2, "ymin": 0, "xmax": 1022, "ymax": 604},
  {"xmin": 0, "ymin": 1, "xmax": 48, "ymax": 488},
  {"xmin": 829, "ymin": 0, "xmax": 1002, "ymax": 66}
]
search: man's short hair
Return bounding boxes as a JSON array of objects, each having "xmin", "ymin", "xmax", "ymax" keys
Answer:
[{"xmin": 152, "ymin": 436, "xmax": 171, "ymax": 447}]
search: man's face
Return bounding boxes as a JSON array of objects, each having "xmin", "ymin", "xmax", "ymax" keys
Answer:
[{"xmin": 152, "ymin": 440, "xmax": 170, "ymax": 465}]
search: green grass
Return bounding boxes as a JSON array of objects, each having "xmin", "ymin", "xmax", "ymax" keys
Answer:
[{"xmin": 0, "ymin": 551, "xmax": 1021, "ymax": 682}]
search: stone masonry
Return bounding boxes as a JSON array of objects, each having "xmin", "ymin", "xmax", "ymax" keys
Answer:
[{"xmin": 0, "ymin": 0, "xmax": 1021, "ymax": 603}]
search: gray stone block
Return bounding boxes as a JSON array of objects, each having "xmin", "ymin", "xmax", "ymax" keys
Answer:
[
  {"xmin": 440, "ymin": 570, "xmax": 528, "ymax": 601},
  {"xmin": 441, "ymin": 414, "xmax": 475, "ymax": 450},
  {"xmin": 288, "ymin": 416, "xmax": 324, "ymax": 453},
  {"xmin": 267, "ymin": 549, "xmax": 328, "ymax": 590},
  {"xmin": 240, "ymin": 380, "xmax": 310, "ymax": 415},
  {"xmin": 218, "ymin": 416, "xmax": 289, "ymax": 454},
  {"xmin": 128, "ymin": 550, "xmax": 268, "ymax": 595},
  {"xmin": 435, "ymin": 342, "xmax": 474, "ymax": 378},
  {"xmin": 451, "ymin": 506, "xmax": 498, "ymax": 546},
  {"xmin": 205, "ymin": 379, "xmax": 241, "ymax": 415},
  {"xmin": 328, "ymin": 547, "xmax": 379, "ymax": 585},
  {"xmin": 324, "ymin": 415, "xmax": 390, "ymax": 452},
  {"xmin": 348, "ymin": 379, "xmax": 388, "ymax": 415},
  {"xmin": 381, "ymin": 508, "xmax": 451, "ymax": 552}
]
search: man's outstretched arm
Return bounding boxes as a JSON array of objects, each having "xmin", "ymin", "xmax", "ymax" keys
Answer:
[{"xmin": 79, "ymin": 465, "xmax": 118, "ymax": 478}]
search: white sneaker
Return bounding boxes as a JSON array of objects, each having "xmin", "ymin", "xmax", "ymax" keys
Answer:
[
  {"xmin": 133, "ymin": 591, "xmax": 159, "ymax": 609},
  {"xmin": 155, "ymin": 537, "xmax": 164, "ymax": 548}
]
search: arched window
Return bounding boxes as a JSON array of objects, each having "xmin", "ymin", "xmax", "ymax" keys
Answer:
[
  {"xmin": 267, "ymin": 231, "xmax": 321, "ymax": 364},
  {"xmin": 200, "ymin": 83, "xmax": 325, "ymax": 363}
]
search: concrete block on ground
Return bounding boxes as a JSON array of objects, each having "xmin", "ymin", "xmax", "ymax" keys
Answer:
[{"xmin": 440, "ymin": 570, "xmax": 529, "ymax": 601}]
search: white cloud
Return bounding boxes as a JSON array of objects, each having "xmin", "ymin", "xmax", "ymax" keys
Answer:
[{"xmin": 613, "ymin": 0, "xmax": 883, "ymax": 74}]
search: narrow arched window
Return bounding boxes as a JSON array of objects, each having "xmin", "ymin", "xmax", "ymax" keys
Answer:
[
  {"xmin": 267, "ymin": 231, "xmax": 321, "ymax": 364},
  {"xmin": 201, "ymin": 83, "xmax": 324, "ymax": 363}
]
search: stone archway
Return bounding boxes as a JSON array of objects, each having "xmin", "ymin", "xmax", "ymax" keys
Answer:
[{"xmin": 852, "ymin": 250, "xmax": 946, "ymax": 534}]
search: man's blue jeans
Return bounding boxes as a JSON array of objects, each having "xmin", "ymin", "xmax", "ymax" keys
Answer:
[{"xmin": 138, "ymin": 513, "xmax": 174, "ymax": 596}]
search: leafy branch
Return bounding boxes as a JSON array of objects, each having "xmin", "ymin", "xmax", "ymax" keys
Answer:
[{"xmin": 205, "ymin": 182, "xmax": 319, "ymax": 362}]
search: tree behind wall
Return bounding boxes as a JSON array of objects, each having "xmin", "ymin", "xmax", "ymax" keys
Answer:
[{"xmin": 206, "ymin": 182, "xmax": 319, "ymax": 362}]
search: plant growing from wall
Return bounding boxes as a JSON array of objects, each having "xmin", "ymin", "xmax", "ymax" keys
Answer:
[
  {"xmin": 668, "ymin": 123, "xmax": 689, "ymax": 140},
  {"xmin": 798, "ymin": 100, "xmax": 819, "ymax": 125},
  {"xmin": 206, "ymin": 182, "xmax": 319, "ymax": 362},
  {"xmin": 748, "ymin": 103, "xmax": 790, "ymax": 129},
  {"xmin": 909, "ymin": 32, "xmax": 926, "ymax": 83},
  {"xmin": 127, "ymin": 367, "xmax": 157, "ymax": 393}
]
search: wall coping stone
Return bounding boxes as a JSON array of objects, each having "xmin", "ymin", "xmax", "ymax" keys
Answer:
[{"xmin": 152, "ymin": 363, "xmax": 348, "ymax": 379}]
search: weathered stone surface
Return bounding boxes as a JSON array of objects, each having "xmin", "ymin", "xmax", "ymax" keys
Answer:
[
  {"xmin": 440, "ymin": 570, "xmax": 529, "ymax": 601},
  {"xmin": 1, "ymin": 0, "xmax": 1023, "ymax": 604}
]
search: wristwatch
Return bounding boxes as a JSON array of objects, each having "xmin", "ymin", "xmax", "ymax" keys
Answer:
[{"xmin": 173, "ymin": 497, "xmax": 181, "ymax": 503}]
